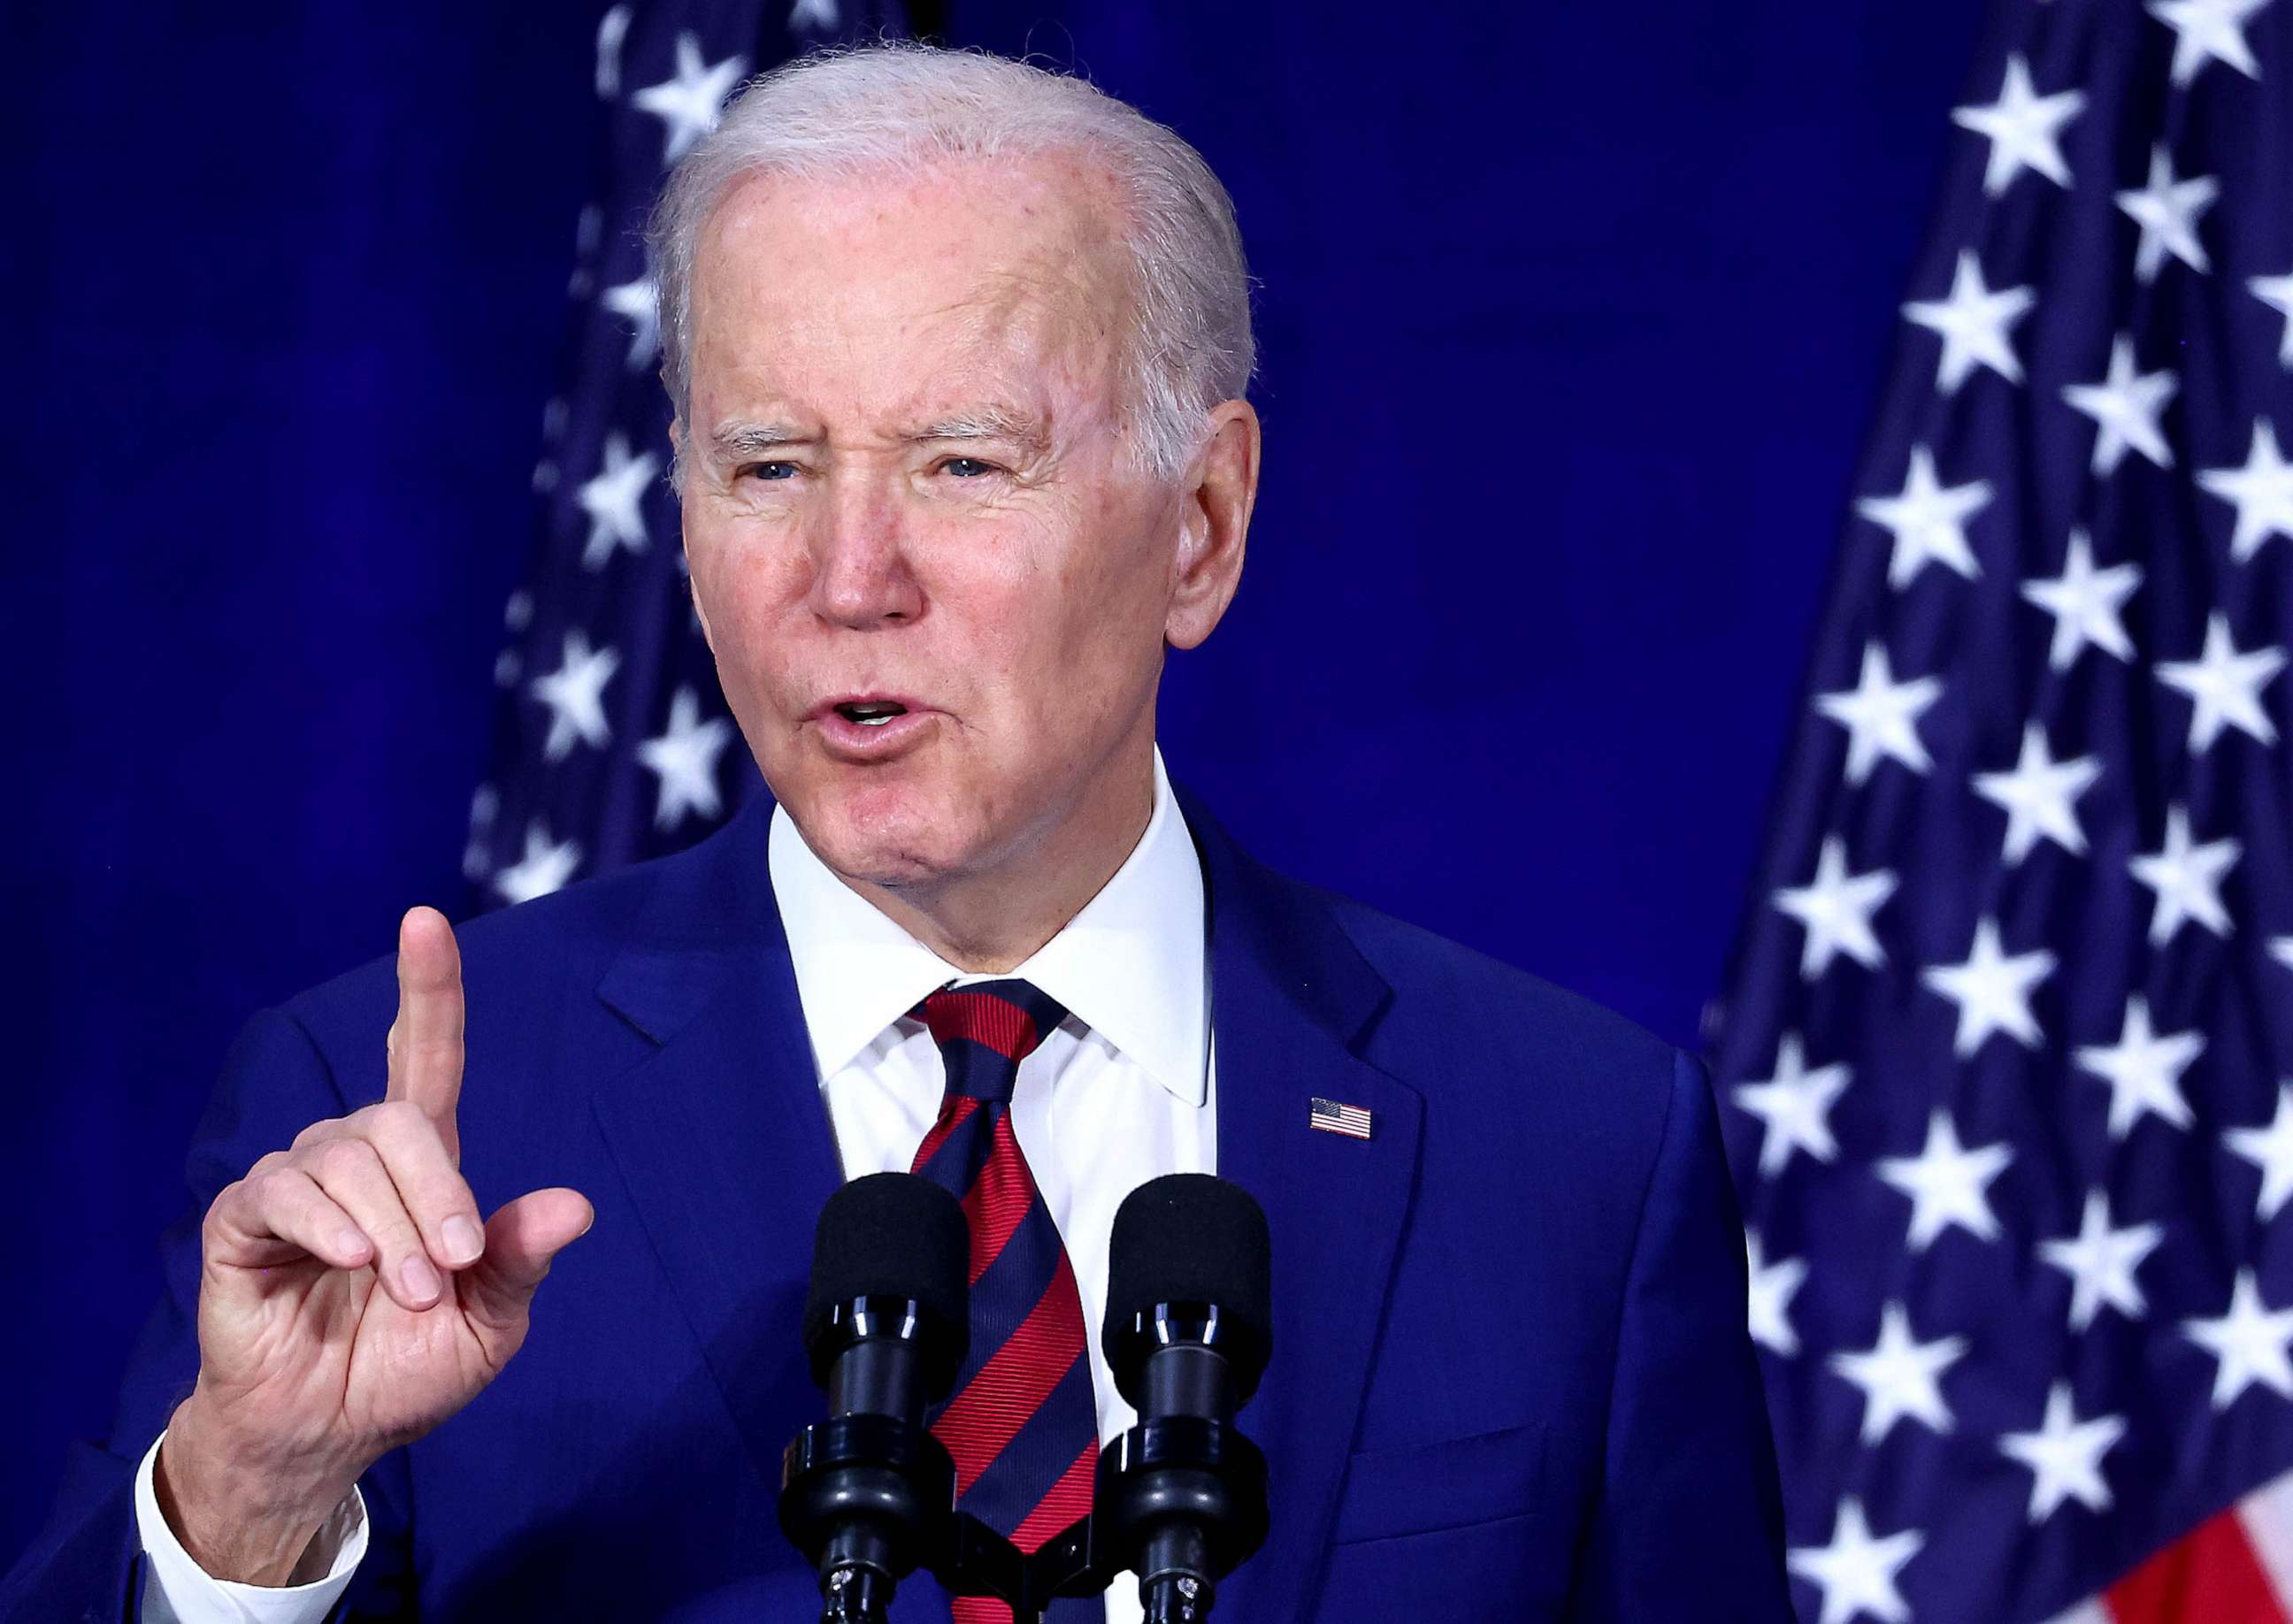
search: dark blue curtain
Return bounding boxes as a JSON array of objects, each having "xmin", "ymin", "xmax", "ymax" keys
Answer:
[{"xmin": 1, "ymin": 0, "xmax": 1986, "ymax": 1567}]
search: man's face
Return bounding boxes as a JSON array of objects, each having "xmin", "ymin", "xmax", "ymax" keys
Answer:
[{"xmin": 678, "ymin": 152, "xmax": 1207, "ymax": 897}]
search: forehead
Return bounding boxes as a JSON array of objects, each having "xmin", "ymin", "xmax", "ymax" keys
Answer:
[{"xmin": 687, "ymin": 151, "xmax": 1133, "ymax": 417}]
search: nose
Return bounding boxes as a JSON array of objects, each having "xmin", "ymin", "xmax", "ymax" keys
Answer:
[{"xmin": 806, "ymin": 471, "xmax": 923, "ymax": 630}]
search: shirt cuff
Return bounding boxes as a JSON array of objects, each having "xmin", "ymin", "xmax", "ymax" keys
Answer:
[{"xmin": 133, "ymin": 1429, "xmax": 368, "ymax": 1624}]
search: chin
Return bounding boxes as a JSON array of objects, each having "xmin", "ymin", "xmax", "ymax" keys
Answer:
[{"xmin": 790, "ymin": 771, "xmax": 975, "ymax": 888}]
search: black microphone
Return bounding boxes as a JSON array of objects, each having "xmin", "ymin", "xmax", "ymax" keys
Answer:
[
  {"xmin": 779, "ymin": 1173, "xmax": 970, "ymax": 1624},
  {"xmin": 1098, "ymin": 1174, "xmax": 1274, "ymax": 1624}
]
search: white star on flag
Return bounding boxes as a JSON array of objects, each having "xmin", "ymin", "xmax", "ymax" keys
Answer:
[
  {"xmin": 1771, "ymin": 835, "xmax": 1898, "ymax": 977},
  {"xmin": 1746, "ymin": 1231, "xmax": 1809, "ymax": 1357},
  {"xmin": 2129, "ymin": 805, "xmax": 2242, "ymax": 946},
  {"xmin": 2197, "ymin": 420, "xmax": 2293, "ymax": 563},
  {"xmin": 2145, "ymin": 0, "xmax": 2270, "ymax": 86},
  {"xmin": 2253, "ymin": 270, "xmax": 2293, "ymax": 366},
  {"xmin": 594, "ymin": 4, "xmax": 633, "ymax": 99},
  {"xmin": 2061, "ymin": 334, "xmax": 2179, "ymax": 474},
  {"xmin": 601, "ymin": 275, "xmax": 661, "ymax": 370},
  {"xmin": 1951, "ymin": 52, "xmax": 2085, "ymax": 196},
  {"xmin": 637, "ymin": 686, "xmax": 736, "ymax": 830},
  {"xmin": 1877, "ymin": 1108, "xmax": 2015, "ymax": 1250},
  {"xmin": 2158, "ymin": 613, "xmax": 2284, "ymax": 751},
  {"xmin": 1733, "ymin": 1033, "xmax": 1852, "ymax": 1177},
  {"xmin": 1998, "ymin": 1383, "xmax": 2127, "ymax": 1522},
  {"xmin": 1855, "ymin": 446, "xmax": 1992, "ymax": 587},
  {"xmin": 1829, "ymin": 1300, "xmax": 1967, "ymax": 1444},
  {"xmin": 1902, "ymin": 250, "xmax": 2036, "ymax": 395},
  {"xmin": 1814, "ymin": 643, "xmax": 1944, "ymax": 785},
  {"xmin": 567, "ymin": 205, "xmax": 602, "ymax": 299},
  {"xmin": 1971, "ymin": 722, "xmax": 2102, "ymax": 864},
  {"xmin": 790, "ymin": 0, "xmax": 841, "ymax": 27},
  {"xmin": 2114, "ymin": 143, "xmax": 2220, "ymax": 282},
  {"xmin": 633, "ymin": 33, "xmax": 748, "ymax": 165},
  {"xmin": 1921, "ymin": 918, "xmax": 2057, "ymax": 1057},
  {"xmin": 530, "ymin": 630, "xmax": 623, "ymax": 761},
  {"xmin": 462, "ymin": 785, "xmax": 499, "ymax": 882},
  {"xmin": 2074, "ymin": 994, "xmax": 2205, "ymax": 1138},
  {"xmin": 2227, "ymin": 1085, "xmax": 2293, "ymax": 1222},
  {"xmin": 494, "ymin": 819, "xmax": 584, "ymax": 905},
  {"xmin": 2019, "ymin": 529, "xmax": 2143, "ymax": 672},
  {"xmin": 2038, "ymin": 1190, "xmax": 2164, "ymax": 1332},
  {"xmin": 579, "ymin": 433, "xmax": 660, "ymax": 571},
  {"xmin": 2274, "ymin": 937, "xmax": 2293, "ymax": 973},
  {"xmin": 1788, "ymin": 1498, "xmax": 1923, "ymax": 1624},
  {"xmin": 2183, "ymin": 1270, "xmax": 2293, "ymax": 1409}
]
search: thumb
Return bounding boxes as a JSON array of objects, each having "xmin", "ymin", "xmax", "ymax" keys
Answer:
[{"xmin": 458, "ymin": 1187, "xmax": 594, "ymax": 1341}]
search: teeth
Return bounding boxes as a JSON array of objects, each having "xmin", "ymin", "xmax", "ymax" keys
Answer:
[{"xmin": 834, "ymin": 700, "xmax": 909, "ymax": 729}]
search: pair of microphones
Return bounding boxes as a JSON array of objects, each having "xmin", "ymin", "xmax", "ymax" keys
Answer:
[{"xmin": 779, "ymin": 1172, "xmax": 1273, "ymax": 1624}]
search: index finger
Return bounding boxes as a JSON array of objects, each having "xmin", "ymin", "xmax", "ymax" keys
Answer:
[{"xmin": 387, "ymin": 905, "xmax": 465, "ymax": 1154}]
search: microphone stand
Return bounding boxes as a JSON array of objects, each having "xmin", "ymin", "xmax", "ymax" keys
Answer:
[
  {"xmin": 926, "ymin": 1412, "xmax": 1268, "ymax": 1623},
  {"xmin": 930, "ymin": 1508, "xmax": 1106, "ymax": 1622}
]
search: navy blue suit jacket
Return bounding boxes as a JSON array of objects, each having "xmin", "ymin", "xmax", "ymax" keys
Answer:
[{"xmin": 4, "ymin": 783, "xmax": 1790, "ymax": 1620}]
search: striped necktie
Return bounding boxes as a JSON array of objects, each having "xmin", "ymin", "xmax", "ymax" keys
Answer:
[{"xmin": 909, "ymin": 980, "xmax": 1100, "ymax": 1621}]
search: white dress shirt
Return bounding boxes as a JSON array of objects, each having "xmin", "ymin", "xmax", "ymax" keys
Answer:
[{"xmin": 135, "ymin": 745, "xmax": 1213, "ymax": 1624}]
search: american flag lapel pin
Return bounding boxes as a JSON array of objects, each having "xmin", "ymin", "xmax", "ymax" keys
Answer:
[{"xmin": 1309, "ymin": 1097, "xmax": 1374, "ymax": 1140}]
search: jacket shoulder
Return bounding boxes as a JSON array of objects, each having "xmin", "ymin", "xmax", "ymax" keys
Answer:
[
  {"xmin": 1317, "ymin": 883, "xmax": 1677, "ymax": 1080},
  {"xmin": 270, "ymin": 818, "xmax": 744, "ymax": 1071}
]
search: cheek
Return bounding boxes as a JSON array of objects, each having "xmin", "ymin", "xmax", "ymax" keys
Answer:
[
  {"xmin": 688, "ymin": 540, "xmax": 804, "ymax": 691},
  {"xmin": 1048, "ymin": 494, "xmax": 1173, "ymax": 647},
  {"xmin": 998, "ymin": 540, "xmax": 1166, "ymax": 725}
]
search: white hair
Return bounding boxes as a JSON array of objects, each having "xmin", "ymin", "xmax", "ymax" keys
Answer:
[{"xmin": 644, "ymin": 39, "xmax": 1255, "ymax": 486}]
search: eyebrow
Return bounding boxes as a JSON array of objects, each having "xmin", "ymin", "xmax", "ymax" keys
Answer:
[
  {"xmin": 708, "ymin": 421, "xmax": 808, "ymax": 460},
  {"xmin": 909, "ymin": 405, "xmax": 1050, "ymax": 453},
  {"xmin": 705, "ymin": 405, "xmax": 1051, "ymax": 462}
]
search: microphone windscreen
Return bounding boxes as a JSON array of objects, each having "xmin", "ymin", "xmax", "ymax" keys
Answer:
[
  {"xmin": 1103, "ymin": 1174, "xmax": 1273, "ymax": 1387},
  {"xmin": 801, "ymin": 1172, "xmax": 970, "ymax": 1381}
]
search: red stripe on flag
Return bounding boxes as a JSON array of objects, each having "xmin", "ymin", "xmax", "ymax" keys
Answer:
[
  {"xmin": 922, "ymin": 990, "xmax": 1043, "ymax": 1062},
  {"xmin": 2108, "ymin": 1507, "xmax": 2292, "ymax": 1624},
  {"xmin": 911, "ymin": 1093, "xmax": 980, "ymax": 1174},
  {"xmin": 931, "ymin": 1252, "xmax": 1088, "ymax": 1496},
  {"xmin": 1008, "ymin": 1439, "xmax": 1099, "ymax": 1555},
  {"xmin": 962, "ymin": 1113, "xmax": 1034, "ymax": 1285}
]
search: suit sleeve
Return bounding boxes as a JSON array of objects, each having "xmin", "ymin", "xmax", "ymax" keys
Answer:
[
  {"xmin": 1569, "ymin": 1047, "xmax": 1793, "ymax": 1621},
  {"xmin": 0, "ymin": 1007, "xmax": 417, "ymax": 1624}
]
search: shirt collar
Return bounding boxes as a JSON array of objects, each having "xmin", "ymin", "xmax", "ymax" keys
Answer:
[{"xmin": 767, "ymin": 746, "xmax": 1208, "ymax": 1106}]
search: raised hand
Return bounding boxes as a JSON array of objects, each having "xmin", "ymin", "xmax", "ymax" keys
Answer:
[{"xmin": 156, "ymin": 906, "xmax": 594, "ymax": 1584}]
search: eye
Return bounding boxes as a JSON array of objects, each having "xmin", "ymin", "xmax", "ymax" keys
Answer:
[
  {"xmin": 739, "ymin": 461, "xmax": 800, "ymax": 482},
  {"xmin": 937, "ymin": 456, "xmax": 1001, "ymax": 479}
]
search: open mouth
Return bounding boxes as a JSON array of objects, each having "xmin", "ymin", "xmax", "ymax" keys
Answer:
[{"xmin": 832, "ymin": 700, "xmax": 910, "ymax": 728}]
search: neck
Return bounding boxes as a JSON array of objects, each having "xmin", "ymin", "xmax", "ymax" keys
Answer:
[{"xmin": 842, "ymin": 741, "xmax": 1158, "ymax": 973}]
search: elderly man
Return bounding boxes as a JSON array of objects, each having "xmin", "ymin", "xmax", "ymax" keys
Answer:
[{"xmin": 2, "ymin": 40, "xmax": 1789, "ymax": 1624}]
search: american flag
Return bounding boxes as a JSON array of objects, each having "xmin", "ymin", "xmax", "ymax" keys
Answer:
[
  {"xmin": 1712, "ymin": 0, "xmax": 2293, "ymax": 1620},
  {"xmin": 464, "ymin": 0, "xmax": 907, "ymax": 908},
  {"xmin": 1308, "ymin": 1098, "xmax": 1376, "ymax": 1140}
]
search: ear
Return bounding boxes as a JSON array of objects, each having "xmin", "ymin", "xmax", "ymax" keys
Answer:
[{"xmin": 1165, "ymin": 399, "xmax": 1261, "ymax": 652}]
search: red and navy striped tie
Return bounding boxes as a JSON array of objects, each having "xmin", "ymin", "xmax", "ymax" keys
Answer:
[{"xmin": 909, "ymin": 981, "xmax": 1100, "ymax": 1622}]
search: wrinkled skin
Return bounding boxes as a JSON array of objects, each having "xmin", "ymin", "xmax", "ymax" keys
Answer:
[{"xmin": 678, "ymin": 149, "xmax": 1260, "ymax": 969}]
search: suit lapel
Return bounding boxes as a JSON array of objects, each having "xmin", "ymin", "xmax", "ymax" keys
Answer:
[
  {"xmin": 1176, "ymin": 785, "xmax": 1425, "ymax": 1624},
  {"xmin": 587, "ymin": 800, "xmax": 847, "ymax": 1496}
]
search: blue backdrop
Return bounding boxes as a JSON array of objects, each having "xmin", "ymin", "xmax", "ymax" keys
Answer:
[{"xmin": 2, "ymin": 0, "xmax": 1987, "ymax": 1570}]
